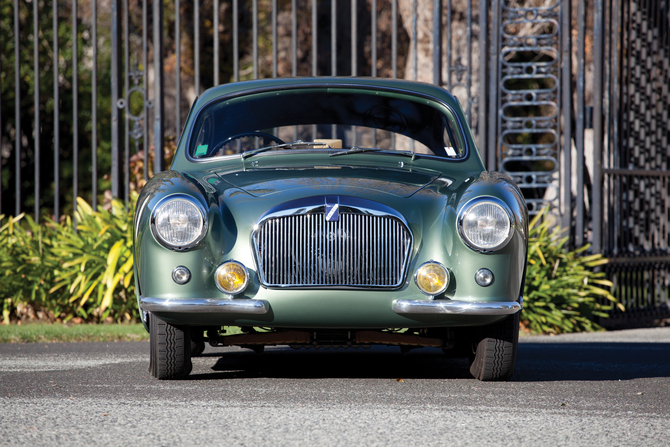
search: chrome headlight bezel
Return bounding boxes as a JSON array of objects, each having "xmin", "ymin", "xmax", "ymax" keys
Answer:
[
  {"xmin": 457, "ymin": 196, "xmax": 514, "ymax": 253},
  {"xmin": 150, "ymin": 194, "xmax": 208, "ymax": 251}
]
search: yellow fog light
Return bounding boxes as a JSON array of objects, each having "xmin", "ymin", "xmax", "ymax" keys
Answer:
[
  {"xmin": 414, "ymin": 261, "xmax": 449, "ymax": 296},
  {"xmin": 215, "ymin": 261, "xmax": 249, "ymax": 295}
]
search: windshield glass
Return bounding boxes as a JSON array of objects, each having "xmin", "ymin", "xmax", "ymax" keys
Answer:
[{"xmin": 189, "ymin": 88, "xmax": 466, "ymax": 160}]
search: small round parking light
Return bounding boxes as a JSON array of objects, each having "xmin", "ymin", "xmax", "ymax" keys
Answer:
[
  {"xmin": 172, "ymin": 266, "xmax": 191, "ymax": 285},
  {"xmin": 475, "ymin": 268, "xmax": 494, "ymax": 287},
  {"xmin": 415, "ymin": 261, "xmax": 449, "ymax": 296},
  {"xmin": 215, "ymin": 261, "xmax": 249, "ymax": 295}
]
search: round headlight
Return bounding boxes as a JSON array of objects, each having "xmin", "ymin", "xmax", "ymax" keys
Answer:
[
  {"xmin": 151, "ymin": 195, "xmax": 207, "ymax": 250},
  {"xmin": 458, "ymin": 197, "xmax": 513, "ymax": 252},
  {"xmin": 215, "ymin": 261, "xmax": 249, "ymax": 295},
  {"xmin": 415, "ymin": 261, "xmax": 449, "ymax": 296}
]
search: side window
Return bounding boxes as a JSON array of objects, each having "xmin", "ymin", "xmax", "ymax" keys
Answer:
[{"xmin": 442, "ymin": 113, "xmax": 465, "ymax": 157}]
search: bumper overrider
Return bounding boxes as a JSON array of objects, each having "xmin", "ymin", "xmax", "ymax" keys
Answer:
[{"xmin": 139, "ymin": 295, "xmax": 522, "ymax": 316}]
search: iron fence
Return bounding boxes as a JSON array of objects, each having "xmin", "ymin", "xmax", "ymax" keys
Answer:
[{"xmin": 1, "ymin": 0, "xmax": 669, "ymax": 325}]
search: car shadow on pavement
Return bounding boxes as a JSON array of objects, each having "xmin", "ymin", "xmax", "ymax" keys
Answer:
[
  {"xmin": 187, "ymin": 342, "xmax": 670, "ymax": 382},
  {"xmin": 191, "ymin": 346, "xmax": 474, "ymax": 380}
]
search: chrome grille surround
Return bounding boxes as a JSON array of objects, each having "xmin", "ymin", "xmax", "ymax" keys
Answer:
[{"xmin": 252, "ymin": 196, "xmax": 413, "ymax": 289}]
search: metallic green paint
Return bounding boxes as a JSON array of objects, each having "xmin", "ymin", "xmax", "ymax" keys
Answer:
[{"xmin": 134, "ymin": 78, "xmax": 527, "ymax": 332}]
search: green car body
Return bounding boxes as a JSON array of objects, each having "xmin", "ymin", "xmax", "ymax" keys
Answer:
[{"xmin": 134, "ymin": 77, "xmax": 528, "ymax": 381}]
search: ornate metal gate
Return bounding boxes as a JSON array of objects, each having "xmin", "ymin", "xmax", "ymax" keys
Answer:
[
  {"xmin": 596, "ymin": 0, "xmax": 670, "ymax": 327},
  {"xmin": 493, "ymin": 0, "xmax": 562, "ymax": 220},
  {"xmin": 2, "ymin": 0, "xmax": 669, "ymax": 326}
]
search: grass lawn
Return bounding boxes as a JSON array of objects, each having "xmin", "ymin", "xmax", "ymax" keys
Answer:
[{"xmin": 0, "ymin": 322, "xmax": 150, "ymax": 343}]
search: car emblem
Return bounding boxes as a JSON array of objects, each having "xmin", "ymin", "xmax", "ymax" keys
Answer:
[{"xmin": 325, "ymin": 197, "xmax": 340, "ymax": 222}]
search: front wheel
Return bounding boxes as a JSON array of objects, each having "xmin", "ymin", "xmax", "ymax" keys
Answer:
[
  {"xmin": 469, "ymin": 312, "xmax": 519, "ymax": 381},
  {"xmin": 149, "ymin": 314, "xmax": 192, "ymax": 380}
]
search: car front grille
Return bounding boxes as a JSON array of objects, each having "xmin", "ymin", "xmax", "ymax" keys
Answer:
[{"xmin": 253, "ymin": 212, "xmax": 412, "ymax": 288}]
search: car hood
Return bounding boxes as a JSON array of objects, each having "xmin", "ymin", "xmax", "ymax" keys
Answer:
[{"xmin": 212, "ymin": 165, "xmax": 443, "ymax": 198}]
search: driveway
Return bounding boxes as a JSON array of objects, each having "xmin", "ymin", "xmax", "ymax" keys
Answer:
[{"xmin": 1, "ymin": 328, "xmax": 668, "ymax": 446}]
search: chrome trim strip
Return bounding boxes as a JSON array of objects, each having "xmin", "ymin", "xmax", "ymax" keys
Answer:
[
  {"xmin": 139, "ymin": 296, "xmax": 268, "ymax": 314},
  {"xmin": 392, "ymin": 296, "xmax": 523, "ymax": 315}
]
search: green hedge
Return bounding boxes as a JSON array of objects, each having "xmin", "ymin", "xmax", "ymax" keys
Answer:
[
  {"xmin": 1, "ymin": 196, "xmax": 137, "ymax": 324},
  {"xmin": 1, "ymin": 200, "xmax": 620, "ymax": 333}
]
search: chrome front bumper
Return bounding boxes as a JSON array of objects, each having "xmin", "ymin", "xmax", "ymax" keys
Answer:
[
  {"xmin": 140, "ymin": 295, "xmax": 521, "ymax": 318},
  {"xmin": 139, "ymin": 296, "xmax": 268, "ymax": 314},
  {"xmin": 392, "ymin": 296, "xmax": 523, "ymax": 316}
]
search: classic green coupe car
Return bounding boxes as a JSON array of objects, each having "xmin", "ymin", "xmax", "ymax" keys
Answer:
[{"xmin": 134, "ymin": 77, "xmax": 528, "ymax": 381}]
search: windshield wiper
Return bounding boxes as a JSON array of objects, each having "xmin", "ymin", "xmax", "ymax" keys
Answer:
[
  {"xmin": 241, "ymin": 140, "xmax": 330, "ymax": 159},
  {"xmin": 329, "ymin": 146, "xmax": 414, "ymax": 158}
]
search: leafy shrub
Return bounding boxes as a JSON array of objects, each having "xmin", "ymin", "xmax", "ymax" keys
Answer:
[
  {"xmin": 0, "ymin": 214, "xmax": 62, "ymax": 323},
  {"xmin": 522, "ymin": 209, "xmax": 623, "ymax": 334},
  {"xmin": 1, "ymin": 196, "xmax": 138, "ymax": 324},
  {"xmin": 49, "ymin": 197, "xmax": 137, "ymax": 322}
]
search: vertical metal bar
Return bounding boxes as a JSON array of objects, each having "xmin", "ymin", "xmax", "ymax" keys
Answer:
[
  {"xmin": 351, "ymin": 0, "xmax": 357, "ymax": 76},
  {"xmin": 194, "ymin": 0, "xmax": 200, "ymax": 93},
  {"xmin": 291, "ymin": 0, "xmax": 298, "ymax": 141},
  {"xmin": 561, "ymin": 0, "xmax": 572, "ymax": 238},
  {"xmin": 53, "ymin": 0, "xmax": 60, "ymax": 217},
  {"xmin": 392, "ymin": 0, "xmax": 397, "ymax": 78},
  {"xmin": 0, "ymin": 56, "xmax": 2, "ymax": 213},
  {"xmin": 575, "ymin": 0, "xmax": 585, "ymax": 247},
  {"xmin": 391, "ymin": 0, "xmax": 397, "ymax": 150},
  {"xmin": 446, "ymin": 0, "xmax": 452, "ymax": 90},
  {"xmin": 371, "ymin": 0, "xmax": 377, "ymax": 146},
  {"xmin": 123, "ymin": 0, "xmax": 129, "ymax": 203},
  {"xmin": 214, "ymin": 0, "xmax": 219, "ymax": 85},
  {"xmin": 371, "ymin": 0, "xmax": 377, "ymax": 77},
  {"xmin": 111, "ymin": 0, "xmax": 122, "ymax": 198},
  {"xmin": 332, "ymin": 0, "xmax": 337, "ymax": 76},
  {"xmin": 311, "ymin": 0, "xmax": 317, "ymax": 139},
  {"xmin": 33, "ymin": 0, "xmax": 40, "ymax": 221},
  {"xmin": 253, "ymin": 0, "xmax": 258, "ymax": 79},
  {"xmin": 412, "ymin": 0, "xmax": 417, "ymax": 80},
  {"xmin": 432, "ymin": 0, "xmax": 441, "ymax": 85},
  {"xmin": 233, "ymin": 0, "xmax": 238, "ymax": 81},
  {"xmin": 272, "ymin": 0, "xmax": 277, "ymax": 77},
  {"xmin": 292, "ymin": 0, "xmax": 297, "ymax": 76},
  {"xmin": 14, "ymin": 0, "xmax": 21, "ymax": 216},
  {"xmin": 608, "ymin": 1, "xmax": 624, "ymax": 252},
  {"xmin": 312, "ymin": 0, "xmax": 317, "ymax": 76},
  {"xmin": 175, "ymin": 0, "xmax": 181, "ymax": 132},
  {"xmin": 153, "ymin": 0, "xmax": 165, "ymax": 173},
  {"xmin": 142, "ymin": 0, "xmax": 148, "ymax": 180},
  {"xmin": 91, "ymin": 0, "xmax": 98, "ymax": 208},
  {"xmin": 487, "ymin": 0, "xmax": 499, "ymax": 171},
  {"xmin": 465, "ymin": 0, "xmax": 471, "ymax": 123},
  {"xmin": 73, "ymin": 0, "xmax": 79, "ymax": 216},
  {"xmin": 477, "ymin": 0, "xmax": 488, "ymax": 154}
]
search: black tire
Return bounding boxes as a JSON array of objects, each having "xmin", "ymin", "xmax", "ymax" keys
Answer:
[
  {"xmin": 469, "ymin": 312, "xmax": 519, "ymax": 381},
  {"xmin": 149, "ymin": 314, "xmax": 192, "ymax": 380},
  {"xmin": 190, "ymin": 340, "xmax": 206, "ymax": 357}
]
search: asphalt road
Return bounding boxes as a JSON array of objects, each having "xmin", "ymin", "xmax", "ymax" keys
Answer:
[{"xmin": 1, "ymin": 328, "xmax": 669, "ymax": 446}]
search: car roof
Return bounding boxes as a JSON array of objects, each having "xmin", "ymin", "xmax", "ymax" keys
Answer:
[{"xmin": 194, "ymin": 77, "xmax": 463, "ymax": 111}]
